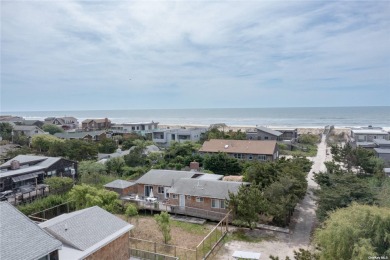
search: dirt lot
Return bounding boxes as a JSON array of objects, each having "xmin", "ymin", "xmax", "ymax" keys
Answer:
[{"xmin": 118, "ymin": 214, "xmax": 214, "ymax": 249}]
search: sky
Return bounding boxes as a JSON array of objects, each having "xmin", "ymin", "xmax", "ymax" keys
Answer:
[{"xmin": 1, "ymin": 1, "xmax": 389, "ymax": 112}]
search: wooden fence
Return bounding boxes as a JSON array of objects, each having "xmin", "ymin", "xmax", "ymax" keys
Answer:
[{"xmin": 129, "ymin": 210, "xmax": 230, "ymax": 260}]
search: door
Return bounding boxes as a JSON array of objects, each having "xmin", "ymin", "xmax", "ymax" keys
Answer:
[
  {"xmin": 164, "ymin": 187, "xmax": 169, "ymax": 199},
  {"xmin": 144, "ymin": 185, "xmax": 152, "ymax": 197},
  {"xmin": 179, "ymin": 194, "xmax": 185, "ymax": 208}
]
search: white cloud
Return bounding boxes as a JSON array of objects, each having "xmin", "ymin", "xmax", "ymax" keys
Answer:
[{"xmin": 1, "ymin": 0, "xmax": 389, "ymax": 111}]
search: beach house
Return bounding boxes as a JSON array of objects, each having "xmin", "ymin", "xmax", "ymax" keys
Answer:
[
  {"xmin": 0, "ymin": 155, "xmax": 77, "ymax": 192},
  {"xmin": 199, "ymin": 139, "xmax": 279, "ymax": 161},
  {"xmin": 152, "ymin": 128, "xmax": 207, "ymax": 147},
  {"xmin": 351, "ymin": 126, "xmax": 389, "ymax": 142},
  {"xmin": 45, "ymin": 116, "xmax": 79, "ymax": 130},
  {"xmin": 82, "ymin": 118, "xmax": 111, "ymax": 131}
]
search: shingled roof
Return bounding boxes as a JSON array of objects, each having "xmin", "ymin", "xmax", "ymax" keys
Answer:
[
  {"xmin": 168, "ymin": 179, "xmax": 248, "ymax": 199},
  {"xmin": 39, "ymin": 206, "xmax": 133, "ymax": 259},
  {"xmin": 0, "ymin": 202, "xmax": 62, "ymax": 260},
  {"xmin": 136, "ymin": 169, "xmax": 196, "ymax": 186},
  {"xmin": 199, "ymin": 139, "xmax": 277, "ymax": 155},
  {"xmin": 256, "ymin": 126, "xmax": 283, "ymax": 137}
]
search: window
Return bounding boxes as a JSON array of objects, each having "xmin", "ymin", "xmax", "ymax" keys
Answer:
[
  {"xmin": 258, "ymin": 155, "xmax": 267, "ymax": 161},
  {"xmin": 186, "ymin": 195, "xmax": 191, "ymax": 200},
  {"xmin": 171, "ymin": 194, "xmax": 178, "ymax": 199},
  {"xmin": 248, "ymin": 154, "xmax": 253, "ymax": 160},
  {"xmin": 234, "ymin": 153, "xmax": 243, "ymax": 159},
  {"xmin": 196, "ymin": 197, "xmax": 204, "ymax": 202},
  {"xmin": 211, "ymin": 199, "xmax": 220, "ymax": 208},
  {"xmin": 212, "ymin": 199, "xmax": 226, "ymax": 208},
  {"xmin": 264, "ymin": 136, "xmax": 269, "ymax": 140},
  {"xmin": 158, "ymin": 186, "xmax": 164, "ymax": 194}
]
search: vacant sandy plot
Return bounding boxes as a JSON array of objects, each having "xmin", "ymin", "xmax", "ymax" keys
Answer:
[{"xmin": 118, "ymin": 215, "xmax": 214, "ymax": 249}]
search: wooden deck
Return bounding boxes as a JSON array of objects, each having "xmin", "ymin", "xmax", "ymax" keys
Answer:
[{"xmin": 121, "ymin": 196, "xmax": 230, "ymax": 222}]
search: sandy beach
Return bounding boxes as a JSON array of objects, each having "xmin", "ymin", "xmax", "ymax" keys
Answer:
[{"xmin": 158, "ymin": 124, "xmax": 351, "ymax": 136}]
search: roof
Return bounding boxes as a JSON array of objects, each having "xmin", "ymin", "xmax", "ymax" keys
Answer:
[
  {"xmin": 255, "ymin": 126, "xmax": 283, "ymax": 137},
  {"xmin": 356, "ymin": 142, "xmax": 376, "ymax": 147},
  {"xmin": 352, "ymin": 129, "xmax": 389, "ymax": 135},
  {"xmin": 0, "ymin": 202, "xmax": 62, "ymax": 260},
  {"xmin": 168, "ymin": 179, "xmax": 247, "ymax": 199},
  {"xmin": 82, "ymin": 118, "xmax": 111, "ymax": 123},
  {"xmin": 0, "ymin": 155, "xmax": 71, "ymax": 177},
  {"xmin": 23, "ymin": 119, "xmax": 42, "ymax": 125},
  {"xmin": 98, "ymin": 149, "xmax": 131, "ymax": 160},
  {"xmin": 199, "ymin": 139, "xmax": 277, "ymax": 155},
  {"xmin": 39, "ymin": 206, "xmax": 133, "ymax": 259},
  {"xmin": 374, "ymin": 148, "xmax": 390, "ymax": 154},
  {"xmin": 104, "ymin": 179, "xmax": 136, "ymax": 189},
  {"xmin": 122, "ymin": 121, "xmax": 158, "ymax": 125},
  {"xmin": 373, "ymin": 139, "xmax": 390, "ymax": 146},
  {"xmin": 54, "ymin": 131, "xmax": 106, "ymax": 139},
  {"xmin": 0, "ymin": 155, "xmax": 48, "ymax": 168},
  {"xmin": 136, "ymin": 169, "xmax": 196, "ymax": 186},
  {"xmin": 196, "ymin": 173, "xmax": 224, "ymax": 181},
  {"xmin": 12, "ymin": 125, "xmax": 44, "ymax": 131}
]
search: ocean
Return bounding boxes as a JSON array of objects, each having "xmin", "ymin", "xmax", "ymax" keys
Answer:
[{"xmin": 2, "ymin": 106, "xmax": 390, "ymax": 128}]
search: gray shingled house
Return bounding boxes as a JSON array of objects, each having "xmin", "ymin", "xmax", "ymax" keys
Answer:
[{"xmin": 0, "ymin": 202, "xmax": 62, "ymax": 260}]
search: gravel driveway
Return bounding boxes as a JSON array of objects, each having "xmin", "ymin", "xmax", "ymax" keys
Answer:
[{"xmin": 215, "ymin": 134, "xmax": 329, "ymax": 259}]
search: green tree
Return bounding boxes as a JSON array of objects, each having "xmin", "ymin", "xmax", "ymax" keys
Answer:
[
  {"xmin": 42, "ymin": 124, "xmax": 64, "ymax": 135},
  {"xmin": 154, "ymin": 211, "xmax": 172, "ymax": 244},
  {"xmin": 44, "ymin": 177, "xmax": 74, "ymax": 194},
  {"xmin": 125, "ymin": 203, "xmax": 138, "ymax": 222},
  {"xmin": 314, "ymin": 172, "xmax": 376, "ymax": 221},
  {"xmin": 263, "ymin": 176, "xmax": 302, "ymax": 226},
  {"xmin": 105, "ymin": 157, "xmax": 126, "ymax": 176},
  {"xmin": 203, "ymin": 152, "xmax": 242, "ymax": 175},
  {"xmin": 124, "ymin": 144, "xmax": 146, "ymax": 167},
  {"xmin": 229, "ymin": 183, "xmax": 265, "ymax": 229},
  {"xmin": 78, "ymin": 161, "xmax": 108, "ymax": 186},
  {"xmin": 0, "ymin": 122, "xmax": 13, "ymax": 141},
  {"xmin": 65, "ymin": 139, "xmax": 98, "ymax": 161},
  {"xmin": 98, "ymin": 138, "xmax": 117, "ymax": 153},
  {"xmin": 31, "ymin": 134, "xmax": 62, "ymax": 152},
  {"xmin": 68, "ymin": 184, "xmax": 120, "ymax": 213},
  {"xmin": 314, "ymin": 203, "xmax": 390, "ymax": 260},
  {"xmin": 13, "ymin": 133, "xmax": 30, "ymax": 146}
]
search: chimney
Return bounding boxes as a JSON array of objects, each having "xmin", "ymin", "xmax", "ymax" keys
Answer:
[
  {"xmin": 10, "ymin": 160, "xmax": 20, "ymax": 170},
  {"xmin": 190, "ymin": 161, "xmax": 200, "ymax": 172}
]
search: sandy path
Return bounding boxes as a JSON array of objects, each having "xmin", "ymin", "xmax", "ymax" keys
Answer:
[{"xmin": 215, "ymin": 134, "xmax": 329, "ymax": 259}]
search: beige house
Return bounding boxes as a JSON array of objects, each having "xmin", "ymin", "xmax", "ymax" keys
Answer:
[{"xmin": 199, "ymin": 139, "xmax": 279, "ymax": 161}]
